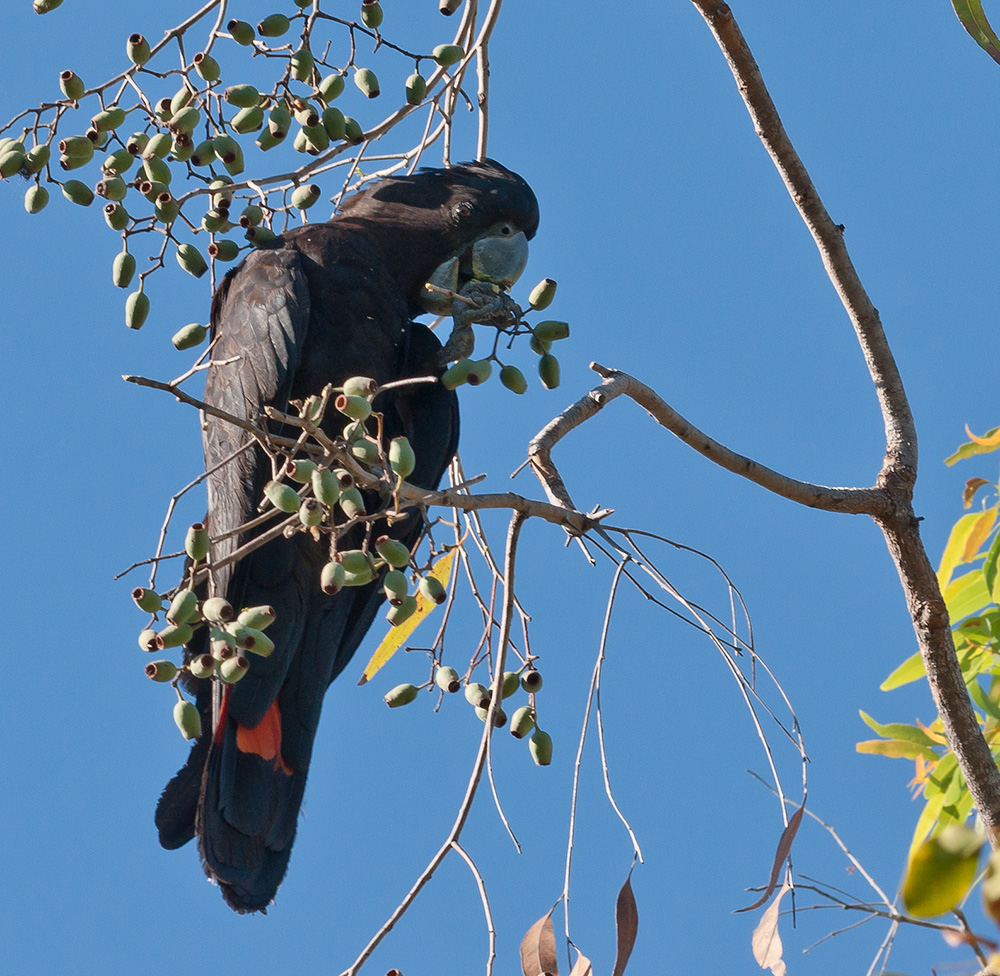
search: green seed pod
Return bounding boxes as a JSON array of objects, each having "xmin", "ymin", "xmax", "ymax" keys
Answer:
[
  {"xmin": 375, "ymin": 536, "xmax": 411, "ymax": 569},
  {"xmin": 510, "ymin": 705, "xmax": 535, "ymax": 739},
  {"xmin": 386, "ymin": 594, "xmax": 417, "ymax": 627},
  {"xmin": 533, "ymin": 320, "xmax": 570, "ymax": 342},
  {"xmin": 35, "ymin": 0, "xmax": 65, "ymax": 11},
  {"xmin": 499, "ymin": 364, "xmax": 527, "ymax": 394},
  {"xmin": 96, "ymin": 175, "xmax": 127, "ymax": 200},
  {"xmin": 247, "ymin": 225, "xmax": 276, "ymax": 246},
  {"xmin": 418, "ymin": 575, "xmax": 447, "ymax": 605},
  {"xmin": 528, "ymin": 278, "xmax": 558, "ymax": 310},
  {"xmin": 59, "ymin": 134, "xmax": 93, "ymax": 158},
  {"xmin": 475, "ymin": 704, "xmax": 507, "ymax": 727},
  {"xmin": 257, "ymin": 13, "xmax": 290, "ymax": 36},
  {"xmin": 383, "ymin": 569, "xmax": 408, "ymax": 605},
  {"xmin": 170, "ymin": 85, "xmax": 194, "ymax": 113},
  {"xmin": 384, "ymin": 683, "xmax": 418, "ymax": 708},
  {"xmin": 0, "ymin": 150, "xmax": 25, "ymax": 178},
  {"xmin": 318, "ymin": 73, "xmax": 346, "ymax": 102},
  {"xmin": 228, "ymin": 19, "xmax": 256, "ymax": 45},
  {"xmin": 208, "ymin": 239, "xmax": 240, "ymax": 262},
  {"xmin": 529, "ymin": 729, "xmax": 553, "ymax": 766},
  {"xmin": 320, "ymin": 560, "xmax": 346, "ymax": 595},
  {"xmin": 185, "ymin": 522, "xmax": 210, "ymax": 561},
  {"xmin": 154, "ymin": 97, "xmax": 173, "ymax": 122},
  {"xmin": 242, "ymin": 627, "xmax": 275, "ymax": 657},
  {"xmin": 219, "ymin": 654, "xmax": 250, "ymax": 683},
  {"xmin": 343, "ymin": 116, "xmax": 364, "ymax": 144},
  {"xmin": 193, "ymin": 51, "xmax": 220, "ymax": 82},
  {"xmin": 351, "ymin": 438, "xmax": 380, "ymax": 465},
  {"xmin": 232, "ymin": 106, "xmax": 264, "ymax": 133},
  {"xmin": 291, "ymin": 184, "xmax": 321, "ymax": 210},
  {"xmin": 155, "ymin": 622, "xmax": 194, "ymax": 649},
  {"xmin": 138, "ymin": 628, "xmax": 159, "ymax": 652},
  {"xmin": 284, "ymin": 459, "xmax": 317, "ymax": 484},
  {"xmin": 311, "ymin": 468, "xmax": 339, "ymax": 507},
  {"xmin": 101, "ymin": 148, "xmax": 133, "ymax": 176},
  {"xmin": 465, "ymin": 682, "xmax": 490, "ymax": 708},
  {"xmin": 388, "ymin": 437, "xmax": 416, "ymax": 479},
  {"xmin": 529, "ymin": 334, "xmax": 551, "ymax": 355},
  {"xmin": 125, "ymin": 289, "xmax": 149, "ymax": 329},
  {"xmin": 127, "ymin": 33, "xmax": 152, "ymax": 65},
  {"xmin": 256, "ymin": 128, "xmax": 282, "ymax": 151},
  {"xmin": 173, "ymin": 699, "xmax": 202, "ymax": 739},
  {"xmin": 405, "ymin": 72, "xmax": 427, "ymax": 105},
  {"xmin": 293, "ymin": 0, "xmax": 311, "ymax": 8},
  {"xmin": 209, "ymin": 177, "xmax": 234, "ymax": 209},
  {"xmin": 294, "ymin": 102, "xmax": 320, "ymax": 126},
  {"xmin": 238, "ymin": 204, "xmax": 263, "ymax": 227},
  {"xmin": 188, "ymin": 653, "xmax": 215, "ymax": 680},
  {"xmin": 222, "ymin": 145, "xmax": 246, "ymax": 176},
  {"xmin": 503, "ymin": 671, "xmax": 521, "ymax": 698},
  {"xmin": 432, "ymin": 43, "xmax": 465, "ymax": 66},
  {"xmin": 59, "ymin": 69, "xmax": 85, "ymax": 100},
  {"xmin": 441, "ymin": 358, "xmax": 474, "ymax": 390},
  {"xmin": 343, "ymin": 565, "xmax": 374, "ymax": 587},
  {"xmin": 0, "ymin": 138, "xmax": 24, "ymax": 154},
  {"xmin": 264, "ymin": 480, "xmax": 300, "ymax": 513},
  {"xmin": 210, "ymin": 630, "xmax": 236, "ymax": 659},
  {"xmin": 291, "ymin": 46, "xmax": 315, "ymax": 83},
  {"xmin": 24, "ymin": 184, "xmax": 49, "ymax": 214},
  {"xmin": 58, "ymin": 153, "xmax": 88, "ymax": 172},
  {"xmin": 361, "ymin": 2, "xmax": 384, "ymax": 29},
  {"xmin": 142, "ymin": 154, "xmax": 172, "ymax": 185},
  {"xmin": 154, "ymin": 192, "xmax": 180, "ymax": 224},
  {"xmin": 264, "ymin": 106, "xmax": 289, "ymax": 142},
  {"xmin": 338, "ymin": 550, "xmax": 372, "ymax": 575},
  {"xmin": 335, "ymin": 393, "xmax": 372, "ymax": 421},
  {"xmin": 146, "ymin": 659, "xmax": 178, "ymax": 682},
  {"xmin": 293, "ymin": 130, "xmax": 308, "ymax": 155},
  {"xmin": 59, "ymin": 179, "xmax": 92, "ymax": 206},
  {"xmin": 435, "ymin": 666, "xmax": 460, "ymax": 693},
  {"xmin": 342, "ymin": 419, "xmax": 366, "ymax": 443},
  {"xmin": 538, "ymin": 353, "xmax": 560, "ymax": 390},
  {"xmin": 301, "ymin": 123, "xmax": 329, "ymax": 154},
  {"xmin": 189, "ymin": 139, "xmax": 216, "ymax": 168},
  {"xmin": 354, "ymin": 67, "xmax": 380, "ymax": 98},
  {"xmin": 173, "ymin": 322, "xmax": 208, "ymax": 350},
  {"xmin": 338, "ymin": 486, "xmax": 365, "ymax": 518},
  {"xmin": 143, "ymin": 132, "xmax": 172, "ymax": 159},
  {"xmin": 113, "ymin": 250, "xmax": 136, "ymax": 288},
  {"xmin": 466, "ymin": 359, "xmax": 492, "ymax": 386},
  {"xmin": 168, "ymin": 588, "xmax": 198, "ymax": 625},
  {"xmin": 176, "ymin": 243, "xmax": 208, "ymax": 278},
  {"xmin": 212, "ymin": 134, "xmax": 240, "ymax": 165},
  {"xmin": 299, "ymin": 497, "xmax": 323, "ymax": 527},
  {"xmin": 125, "ymin": 134, "xmax": 148, "ymax": 158},
  {"xmin": 92, "ymin": 107, "xmax": 127, "ymax": 132},
  {"xmin": 103, "ymin": 202, "xmax": 129, "ymax": 231},
  {"xmin": 224, "ymin": 622, "xmax": 256, "ymax": 650},
  {"xmin": 521, "ymin": 669, "xmax": 543, "ymax": 693},
  {"xmin": 343, "ymin": 375, "xmax": 377, "ymax": 397},
  {"xmin": 23, "ymin": 144, "xmax": 52, "ymax": 175},
  {"xmin": 314, "ymin": 108, "xmax": 344, "ymax": 144},
  {"xmin": 132, "ymin": 587, "xmax": 163, "ymax": 613},
  {"xmin": 202, "ymin": 597, "xmax": 234, "ymax": 623},
  {"xmin": 169, "ymin": 106, "xmax": 201, "ymax": 135},
  {"xmin": 170, "ymin": 136, "xmax": 194, "ymax": 162},
  {"xmin": 238, "ymin": 605, "xmax": 276, "ymax": 630}
]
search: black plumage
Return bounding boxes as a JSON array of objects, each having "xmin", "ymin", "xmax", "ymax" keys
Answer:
[{"xmin": 155, "ymin": 160, "xmax": 539, "ymax": 912}]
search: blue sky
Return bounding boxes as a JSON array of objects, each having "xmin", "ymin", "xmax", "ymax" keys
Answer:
[{"xmin": 1, "ymin": 3, "xmax": 999, "ymax": 975}]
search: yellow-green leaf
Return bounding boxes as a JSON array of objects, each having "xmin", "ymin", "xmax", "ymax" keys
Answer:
[
  {"xmin": 856, "ymin": 738, "xmax": 936, "ymax": 760},
  {"xmin": 881, "ymin": 650, "xmax": 926, "ymax": 691},
  {"xmin": 944, "ymin": 569, "xmax": 992, "ymax": 623},
  {"xmin": 962, "ymin": 507, "xmax": 997, "ymax": 562},
  {"xmin": 358, "ymin": 550, "xmax": 455, "ymax": 685},
  {"xmin": 858, "ymin": 711, "xmax": 937, "ymax": 748},
  {"xmin": 945, "ymin": 426, "xmax": 1000, "ymax": 465},
  {"xmin": 903, "ymin": 825, "xmax": 981, "ymax": 917},
  {"xmin": 939, "ymin": 511, "xmax": 993, "ymax": 590},
  {"xmin": 952, "ymin": 0, "xmax": 1000, "ymax": 65}
]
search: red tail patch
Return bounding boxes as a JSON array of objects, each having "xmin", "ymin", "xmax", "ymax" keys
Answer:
[{"xmin": 236, "ymin": 700, "xmax": 294, "ymax": 776}]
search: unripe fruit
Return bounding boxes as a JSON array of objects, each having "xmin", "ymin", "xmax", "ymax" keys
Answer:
[
  {"xmin": 174, "ymin": 699, "xmax": 202, "ymax": 739},
  {"xmin": 208, "ymin": 239, "xmax": 240, "ymax": 262},
  {"xmin": 202, "ymin": 597, "xmax": 234, "ymax": 623},
  {"xmin": 291, "ymin": 184, "xmax": 321, "ymax": 209},
  {"xmin": 538, "ymin": 353, "xmax": 560, "ymax": 389},
  {"xmin": 59, "ymin": 135, "xmax": 93, "ymax": 159},
  {"xmin": 127, "ymin": 34, "xmax": 152, "ymax": 65},
  {"xmin": 201, "ymin": 209, "xmax": 230, "ymax": 232},
  {"xmin": 264, "ymin": 480, "xmax": 300, "ymax": 513},
  {"xmin": 475, "ymin": 705, "xmax": 507, "ymax": 727},
  {"xmin": 23, "ymin": 144, "xmax": 51, "ymax": 175},
  {"xmin": 383, "ymin": 569, "xmax": 408, "ymax": 605},
  {"xmin": 533, "ymin": 320, "xmax": 570, "ymax": 342},
  {"xmin": 125, "ymin": 289, "xmax": 149, "ymax": 329},
  {"xmin": 194, "ymin": 52, "xmax": 220, "ymax": 81},
  {"xmin": 435, "ymin": 666, "xmax": 460, "ymax": 693},
  {"xmin": 209, "ymin": 177, "xmax": 234, "ymax": 208},
  {"xmin": 494, "ymin": 671, "xmax": 519, "ymax": 699},
  {"xmin": 343, "ymin": 116, "xmax": 364, "ymax": 144},
  {"xmin": 220, "ymin": 655, "xmax": 250, "ymax": 683},
  {"xmin": 155, "ymin": 622, "xmax": 194, "ymax": 649},
  {"xmin": 257, "ymin": 13, "xmax": 290, "ymax": 36},
  {"xmin": 466, "ymin": 359, "xmax": 492, "ymax": 386},
  {"xmin": 312, "ymin": 468, "xmax": 339, "ymax": 506},
  {"xmin": 242, "ymin": 627, "xmax": 275, "ymax": 657},
  {"xmin": 499, "ymin": 365, "xmax": 527, "ymax": 394},
  {"xmin": 343, "ymin": 375, "xmax": 377, "ymax": 397},
  {"xmin": 146, "ymin": 659, "xmax": 178, "ymax": 682},
  {"xmin": 168, "ymin": 588, "xmax": 198, "ymax": 625},
  {"xmin": 510, "ymin": 705, "xmax": 535, "ymax": 739},
  {"xmin": 154, "ymin": 97, "xmax": 173, "ymax": 122},
  {"xmin": 375, "ymin": 536, "xmax": 411, "ymax": 569},
  {"xmin": 320, "ymin": 560, "xmax": 346, "ymax": 595},
  {"xmin": 247, "ymin": 225, "xmax": 276, "ymax": 246},
  {"xmin": 176, "ymin": 243, "xmax": 208, "ymax": 278},
  {"xmin": 285, "ymin": 459, "xmax": 317, "ymax": 483},
  {"xmin": 441, "ymin": 358, "xmax": 473, "ymax": 389},
  {"xmin": 338, "ymin": 550, "xmax": 372, "ymax": 575},
  {"xmin": 224, "ymin": 622, "xmax": 256, "ymax": 650},
  {"xmin": 405, "ymin": 72, "xmax": 427, "ymax": 105},
  {"xmin": 336, "ymin": 393, "xmax": 372, "ymax": 420},
  {"xmin": 213, "ymin": 134, "xmax": 240, "ymax": 164},
  {"xmin": 189, "ymin": 654, "xmax": 215, "ymax": 680},
  {"xmin": 143, "ymin": 132, "xmax": 172, "ymax": 160},
  {"xmin": 301, "ymin": 123, "xmax": 329, "ymax": 154},
  {"xmin": 59, "ymin": 70, "xmax": 85, "ymax": 100},
  {"xmin": 25, "ymin": 184, "xmax": 49, "ymax": 214},
  {"xmin": 299, "ymin": 497, "xmax": 323, "ymax": 527},
  {"xmin": 361, "ymin": 2, "xmax": 384, "ymax": 29},
  {"xmin": 418, "ymin": 575, "xmax": 447, "ymax": 605},
  {"xmin": 465, "ymin": 682, "xmax": 490, "ymax": 708},
  {"xmin": 104, "ymin": 202, "xmax": 130, "ymax": 231},
  {"xmin": 354, "ymin": 67, "xmax": 380, "ymax": 98},
  {"xmin": 343, "ymin": 565, "xmax": 374, "ymax": 587},
  {"xmin": 294, "ymin": 102, "xmax": 320, "ymax": 126},
  {"xmin": 169, "ymin": 106, "xmax": 201, "ymax": 135},
  {"xmin": 132, "ymin": 587, "xmax": 163, "ymax": 613},
  {"xmin": 529, "ymin": 729, "xmax": 553, "ymax": 765},
  {"xmin": 386, "ymin": 594, "xmax": 417, "ymax": 626},
  {"xmin": 432, "ymin": 44, "xmax": 464, "ymax": 66},
  {"xmin": 0, "ymin": 150, "xmax": 25, "ymax": 178},
  {"xmin": 319, "ymin": 73, "xmax": 346, "ymax": 102},
  {"xmin": 268, "ymin": 104, "xmax": 292, "ymax": 139},
  {"xmin": 138, "ymin": 628, "xmax": 159, "ymax": 652},
  {"xmin": 190, "ymin": 140, "xmax": 216, "ymax": 168},
  {"xmin": 338, "ymin": 486, "xmax": 365, "ymax": 518},
  {"xmin": 228, "ymin": 19, "xmax": 255, "ymax": 45},
  {"xmin": 388, "ymin": 437, "xmax": 416, "ymax": 478},
  {"xmin": 101, "ymin": 148, "xmax": 133, "ymax": 175},
  {"xmin": 126, "ymin": 132, "xmax": 149, "ymax": 156},
  {"xmin": 113, "ymin": 251, "xmax": 136, "ymax": 288},
  {"xmin": 142, "ymin": 154, "xmax": 172, "ymax": 184},
  {"xmin": 238, "ymin": 606, "xmax": 276, "ymax": 630},
  {"xmin": 384, "ymin": 683, "xmax": 418, "ymax": 708},
  {"xmin": 351, "ymin": 438, "xmax": 380, "ymax": 465},
  {"xmin": 529, "ymin": 334, "xmax": 550, "ymax": 355},
  {"xmin": 528, "ymin": 278, "xmax": 558, "ymax": 310},
  {"xmin": 155, "ymin": 192, "xmax": 180, "ymax": 224},
  {"xmin": 232, "ymin": 106, "xmax": 264, "ymax": 134},
  {"xmin": 92, "ymin": 107, "xmax": 127, "ymax": 132},
  {"xmin": 291, "ymin": 47, "xmax": 315, "ymax": 82},
  {"xmin": 521, "ymin": 669, "xmax": 543, "ymax": 693},
  {"xmin": 185, "ymin": 522, "xmax": 210, "ymax": 560}
]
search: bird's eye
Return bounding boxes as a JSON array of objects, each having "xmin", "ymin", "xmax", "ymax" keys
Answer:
[
  {"xmin": 498, "ymin": 223, "xmax": 513, "ymax": 236},
  {"xmin": 453, "ymin": 201, "xmax": 474, "ymax": 220}
]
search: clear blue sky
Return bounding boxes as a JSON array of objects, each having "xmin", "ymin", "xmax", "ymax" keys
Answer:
[{"xmin": 1, "ymin": 3, "xmax": 997, "ymax": 974}]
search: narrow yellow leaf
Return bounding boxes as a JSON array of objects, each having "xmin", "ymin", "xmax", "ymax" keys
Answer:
[{"xmin": 966, "ymin": 423, "xmax": 1000, "ymax": 448}]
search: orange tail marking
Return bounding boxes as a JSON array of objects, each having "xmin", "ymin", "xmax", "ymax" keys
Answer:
[{"xmin": 236, "ymin": 700, "xmax": 294, "ymax": 776}]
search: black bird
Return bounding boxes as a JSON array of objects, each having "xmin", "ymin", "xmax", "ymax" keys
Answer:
[{"xmin": 155, "ymin": 160, "xmax": 539, "ymax": 912}]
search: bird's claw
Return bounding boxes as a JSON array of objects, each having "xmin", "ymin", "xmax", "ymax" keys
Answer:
[{"xmin": 438, "ymin": 280, "xmax": 520, "ymax": 366}]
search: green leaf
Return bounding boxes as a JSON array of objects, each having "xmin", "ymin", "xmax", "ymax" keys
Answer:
[
  {"xmin": 969, "ymin": 679, "xmax": 1000, "ymax": 722},
  {"xmin": 945, "ymin": 569, "xmax": 992, "ymax": 623},
  {"xmin": 903, "ymin": 825, "xmax": 982, "ymax": 917},
  {"xmin": 858, "ymin": 711, "xmax": 938, "ymax": 748},
  {"xmin": 881, "ymin": 650, "xmax": 926, "ymax": 690},
  {"xmin": 910, "ymin": 790, "xmax": 946, "ymax": 857},
  {"xmin": 856, "ymin": 738, "xmax": 937, "ymax": 760},
  {"xmin": 951, "ymin": 0, "xmax": 1000, "ymax": 65},
  {"xmin": 945, "ymin": 425, "xmax": 1000, "ymax": 464},
  {"xmin": 984, "ymin": 531, "xmax": 1000, "ymax": 600},
  {"xmin": 938, "ymin": 510, "xmax": 995, "ymax": 590},
  {"xmin": 924, "ymin": 751, "xmax": 958, "ymax": 799}
]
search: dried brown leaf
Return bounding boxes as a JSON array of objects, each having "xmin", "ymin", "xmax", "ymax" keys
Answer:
[
  {"xmin": 611, "ymin": 875, "xmax": 638, "ymax": 976},
  {"xmin": 567, "ymin": 949, "xmax": 593, "ymax": 976},
  {"xmin": 964, "ymin": 477, "xmax": 992, "ymax": 509},
  {"xmin": 521, "ymin": 908, "xmax": 559, "ymax": 976},
  {"xmin": 752, "ymin": 881, "xmax": 791, "ymax": 976},
  {"xmin": 737, "ymin": 801, "xmax": 805, "ymax": 912}
]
